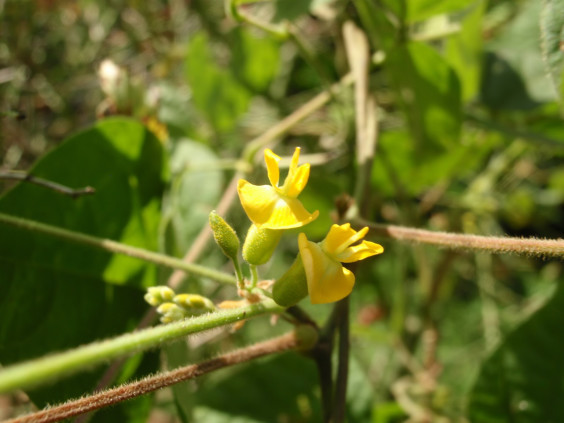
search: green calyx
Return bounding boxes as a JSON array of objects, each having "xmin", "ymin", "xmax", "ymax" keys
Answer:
[
  {"xmin": 242, "ymin": 224, "xmax": 283, "ymax": 265},
  {"xmin": 272, "ymin": 255, "xmax": 308, "ymax": 307}
]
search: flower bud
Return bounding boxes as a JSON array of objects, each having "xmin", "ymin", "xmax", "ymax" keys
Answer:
[
  {"xmin": 156, "ymin": 302, "xmax": 185, "ymax": 323},
  {"xmin": 294, "ymin": 324, "xmax": 319, "ymax": 351},
  {"xmin": 144, "ymin": 286, "xmax": 175, "ymax": 306},
  {"xmin": 242, "ymin": 224, "xmax": 283, "ymax": 265},
  {"xmin": 209, "ymin": 211, "xmax": 240, "ymax": 262},
  {"xmin": 174, "ymin": 293, "xmax": 216, "ymax": 314},
  {"xmin": 272, "ymin": 256, "xmax": 308, "ymax": 307}
]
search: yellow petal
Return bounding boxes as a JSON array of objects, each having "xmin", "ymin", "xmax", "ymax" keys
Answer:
[
  {"xmin": 323, "ymin": 223, "xmax": 355, "ymax": 254},
  {"xmin": 322, "ymin": 224, "xmax": 369, "ymax": 256},
  {"xmin": 264, "ymin": 149, "xmax": 280, "ymax": 187},
  {"xmin": 339, "ymin": 240, "xmax": 384, "ymax": 263},
  {"xmin": 261, "ymin": 197, "xmax": 319, "ymax": 229},
  {"xmin": 298, "ymin": 233, "xmax": 355, "ymax": 304},
  {"xmin": 289, "ymin": 147, "xmax": 301, "ymax": 175},
  {"xmin": 237, "ymin": 180, "xmax": 278, "ymax": 226},
  {"xmin": 285, "ymin": 163, "xmax": 310, "ymax": 198}
]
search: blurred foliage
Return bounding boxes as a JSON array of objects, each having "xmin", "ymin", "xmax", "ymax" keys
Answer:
[{"xmin": 1, "ymin": 0, "xmax": 564, "ymax": 422}]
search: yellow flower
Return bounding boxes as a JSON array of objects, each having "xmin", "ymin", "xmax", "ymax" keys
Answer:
[
  {"xmin": 237, "ymin": 147, "xmax": 319, "ymax": 229},
  {"xmin": 298, "ymin": 224, "xmax": 384, "ymax": 304}
]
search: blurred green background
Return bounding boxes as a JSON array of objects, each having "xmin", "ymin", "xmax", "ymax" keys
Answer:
[{"xmin": 1, "ymin": 0, "xmax": 564, "ymax": 422}]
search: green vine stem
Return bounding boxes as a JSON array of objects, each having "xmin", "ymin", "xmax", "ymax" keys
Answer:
[
  {"xmin": 5, "ymin": 331, "xmax": 300, "ymax": 423},
  {"xmin": 0, "ymin": 212, "xmax": 237, "ymax": 285},
  {"xmin": 358, "ymin": 219, "xmax": 564, "ymax": 258},
  {"xmin": 0, "ymin": 299, "xmax": 284, "ymax": 394}
]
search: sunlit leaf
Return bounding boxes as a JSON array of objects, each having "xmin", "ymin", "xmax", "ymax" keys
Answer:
[{"xmin": 0, "ymin": 118, "xmax": 164, "ymax": 409}]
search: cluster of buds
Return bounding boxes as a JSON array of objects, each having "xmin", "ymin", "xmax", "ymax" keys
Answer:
[{"xmin": 144, "ymin": 286, "xmax": 215, "ymax": 323}]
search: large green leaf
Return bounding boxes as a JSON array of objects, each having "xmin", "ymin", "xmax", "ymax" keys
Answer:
[
  {"xmin": 386, "ymin": 42, "xmax": 462, "ymax": 154},
  {"xmin": 540, "ymin": 0, "xmax": 564, "ymax": 101},
  {"xmin": 468, "ymin": 283, "xmax": 564, "ymax": 422},
  {"xmin": 0, "ymin": 118, "xmax": 165, "ymax": 409}
]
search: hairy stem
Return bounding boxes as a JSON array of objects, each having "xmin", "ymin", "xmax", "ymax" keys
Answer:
[
  {"xmin": 0, "ymin": 212, "xmax": 237, "ymax": 285},
  {"xmin": 0, "ymin": 299, "xmax": 283, "ymax": 394},
  {"xmin": 358, "ymin": 219, "xmax": 564, "ymax": 258},
  {"xmin": 5, "ymin": 331, "xmax": 299, "ymax": 423}
]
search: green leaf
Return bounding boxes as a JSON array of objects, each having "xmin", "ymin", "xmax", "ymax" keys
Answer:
[
  {"xmin": 386, "ymin": 42, "xmax": 462, "ymax": 154},
  {"xmin": 445, "ymin": 0, "xmax": 486, "ymax": 101},
  {"xmin": 406, "ymin": 0, "xmax": 476, "ymax": 23},
  {"xmin": 0, "ymin": 117, "xmax": 165, "ymax": 407},
  {"xmin": 468, "ymin": 283, "xmax": 564, "ymax": 422},
  {"xmin": 540, "ymin": 0, "xmax": 564, "ymax": 101},
  {"xmin": 185, "ymin": 33, "xmax": 251, "ymax": 133},
  {"xmin": 482, "ymin": 0, "xmax": 557, "ymax": 108},
  {"xmin": 230, "ymin": 28, "xmax": 281, "ymax": 93},
  {"xmin": 194, "ymin": 353, "xmax": 322, "ymax": 421},
  {"xmin": 273, "ymin": 0, "xmax": 314, "ymax": 22},
  {"xmin": 161, "ymin": 139, "xmax": 223, "ymax": 257}
]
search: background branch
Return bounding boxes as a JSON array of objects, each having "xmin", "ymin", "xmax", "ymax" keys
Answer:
[{"xmin": 0, "ymin": 171, "xmax": 95, "ymax": 198}]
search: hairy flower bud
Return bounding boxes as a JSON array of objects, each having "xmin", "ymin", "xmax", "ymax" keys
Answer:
[{"xmin": 209, "ymin": 211, "xmax": 240, "ymax": 262}]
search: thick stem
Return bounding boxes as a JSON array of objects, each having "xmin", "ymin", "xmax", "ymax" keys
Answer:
[
  {"xmin": 0, "ymin": 299, "xmax": 283, "ymax": 394},
  {"xmin": 0, "ymin": 212, "xmax": 237, "ymax": 285},
  {"xmin": 5, "ymin": 332, "xmax": 299, "ymax": 423}
]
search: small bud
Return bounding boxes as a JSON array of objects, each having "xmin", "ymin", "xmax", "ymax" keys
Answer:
[
  {"xmin": 272, "ymin": 256, "xmax": 309, "ymax": 307},
  {"xmin": 209, "ymin": 211, "xmax": 240, "ymax": 262},
  {"xmin": 144, "ymin": 286, "xmax": 175, "ymax": 306},
  {"xmin": 294, "ymin": 324, "xmax": 319, "ymax": 351},
  {"xmin": 174, "ymin": 294, "xmax": 216, "ymax": 314},
  {"xmin": 242, "ymin": 224, "xmax": 283, "ymax": 265},
  {"xmin": 156, "ymin": 302, "xmax": 186, "ymax": 323}
]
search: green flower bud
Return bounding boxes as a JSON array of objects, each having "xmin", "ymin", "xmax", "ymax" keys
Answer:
[
  {"xmin": 272, "ymin": 256, "xmax": 308, "ymax": 307},
  {"xmin": 156, "ymin": 302, "xmax": 186, "ymax": 323},
  {"xmin": 242, "ymin": 224, "xmax": 283, "ymax": 265},
  {"xmin": 294, "ymin": 324, "xmax": 319, "ymax": 351},
  {"xmin": 174, "ymin": 293, "xmax": 216, "ymax": 314},
  {"xmin": 144, "ymin": 286, "xmax": 176, "ymax": 306},
  {"xmin": 209, "ymin": 211, "xmax": 240, "ymax": 262}
]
